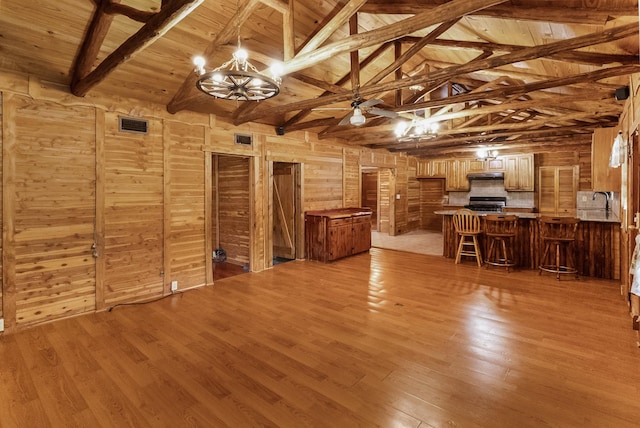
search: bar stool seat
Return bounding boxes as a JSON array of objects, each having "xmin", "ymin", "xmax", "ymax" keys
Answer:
[
  {"xmin": 538, "ymin": 216, "xmax": 580, "ymax": 280},
  {"xmin": 452, "ymin": 209, "xmax": 483, "ymax": 266},
  {"xmin": 484, "ymin": 214, "xmax": 518, "ymax": 272}
]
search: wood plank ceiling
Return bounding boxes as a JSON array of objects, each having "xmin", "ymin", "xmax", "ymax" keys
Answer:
[{"xmin": 1, "ymin": 0, "xmax": 638, "ymax": 158}]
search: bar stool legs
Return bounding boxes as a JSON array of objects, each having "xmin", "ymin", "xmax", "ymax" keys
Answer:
[
  {"xmin": 484, "ymin": 214, "xmax": 518, "ymax": 272},
  {"xmin": 538, "ymin": 216, "xmax": 580, "ymax": 280}
]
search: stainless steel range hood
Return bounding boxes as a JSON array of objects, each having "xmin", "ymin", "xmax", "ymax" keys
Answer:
[{"xmin": 467, "ymin": 172, "xmax": 504, "ymax": 180}]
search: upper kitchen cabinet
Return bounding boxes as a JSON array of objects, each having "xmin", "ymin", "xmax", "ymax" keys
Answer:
[
  {"xmin": 446, "ymin": 159, "xmax": 470, "ymax": 191},
  {"xmin": 416, "ymin": 159, "xmax": 447, "ymax": 178},
  {"xmin": 592, "ymin": 127, "xmax": 621, "ymax": 192},
  {"xmin": 504, "ymin": 154, "xmax": 534, "ymax": 191}
]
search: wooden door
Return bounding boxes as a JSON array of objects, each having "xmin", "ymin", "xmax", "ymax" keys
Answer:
[
  {"xmin": 538, "ymin": 166, "xmax": 577, "ymax": 214},
  {"xmin": 420, "ymin": 179, "xmax": 446, "ymax": 231},
  {"xmin": 6, "ymin": 95, "xmax": 96, "ymax": 327},
  {"xmin": 273, "ymin": 162, "xmax": 296, "ymax": 260},
  {"xmin": 361, "ymin": 171, "xmax": 378, "ymax": 230}
]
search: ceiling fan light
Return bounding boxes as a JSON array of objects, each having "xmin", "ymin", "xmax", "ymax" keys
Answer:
[{"xmin": 350, "ymin": 107, "xmax": 366, "ymax": 126}]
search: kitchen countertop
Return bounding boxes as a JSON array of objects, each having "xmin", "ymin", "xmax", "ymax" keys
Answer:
[{"xmin": 434, "ymin": 209, "xmax": 620, "ymax": 223}]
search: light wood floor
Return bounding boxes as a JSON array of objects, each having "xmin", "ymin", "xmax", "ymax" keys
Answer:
[{"xmin": 1, "ymin": 248, "xmax": 640, "ymax": 427}]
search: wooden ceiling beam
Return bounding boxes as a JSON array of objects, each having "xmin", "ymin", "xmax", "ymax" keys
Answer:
[
  {"xmin": 397, "ymin": 64, "xmax": 640, "ymax": 114},
  {"xmin": 236, "ymin": 22, "xmax": 638, "ymax": 124},
  {"xmin": 408, "ymin": 38, "xmax": 639, "ymax": 66},
  {"xmin": 297, "ymin": 0, "xmax": 369, "ymax": 56},
  {"xmin": 71, "ymin": 0, "xmax": 203, "ymax": 97},
  {"xmin": 359, "ymin": 1, "xmax": 637, "ymax": 25}
]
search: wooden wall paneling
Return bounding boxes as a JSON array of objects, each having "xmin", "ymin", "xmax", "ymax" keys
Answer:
[
  {"xmin": 12, "ymin": 95, "xmax": 96, "ymax": 326},
  {"xmin": 165, "ymin": 121, "xmax": 206, "ymax": 291},
  {"xmin": 204, "ymin": 148, "xmax": 213, "ymax": 285},
  {"xmin": 0, "ymin": 93, "xmax": 3, "ymax": 321},
  {"xmin": 249, "ymin": 153, "xmax": 263, "ymax": 271},
  {"xmin": 342, "ymin": 147, "xmax": 360, "ymax": 208},
  {"xmin": 2, "ymin": 93, "xmax": 15, "ymax": 330},
  {"xmin": 217, "ymin": 156, "xmax": 250, "ymax": 266},
  {"xmin": 103, "ymin": 112, "xmax": 164, "ymax": 306},
  {"xmin": 407, "ymin": 160, "xmax": 420, "ymax": 231},
  {"xmin": 303, "ymin": 161, "xmax": 343, "ymax": 212},
  {"xmin": 420, "ymin": 179, "xmax": 446, "ymax": 232},
  {"xmin": 394, "ymin": 158, "xmax": 408, "ymax": 235},
  {"xmin": 95, "ymin": 109, "xmax": 105, "ymax": 310},
  {"xmin": 378, "ymin": 169, "xmax": 390, "ymax": 234}
]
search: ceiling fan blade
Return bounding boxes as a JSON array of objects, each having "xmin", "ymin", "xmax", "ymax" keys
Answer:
[
  {"xmin": 368, "ymin": 108, "xmax": 398, "ymax": 119},
  {"xmin": 338, "ymin": 112, "xmax": 354, "ymax": 126},
  {"xmin": 359, "ymin": 98, "xmax": 383, "ymax": 108}
]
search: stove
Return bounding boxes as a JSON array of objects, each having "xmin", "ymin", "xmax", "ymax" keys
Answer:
[{"xmin": 464, "ymin": 196, "xmax": 507, "ymax": 212}]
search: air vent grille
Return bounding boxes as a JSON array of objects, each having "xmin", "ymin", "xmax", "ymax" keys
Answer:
[
  {"xmin": 234, "ymin": 133, "xmax": 252, "ymax": 146},
  {"xmin": 119, "ymin": 117, "xmax": 148, "ymax": 134}
]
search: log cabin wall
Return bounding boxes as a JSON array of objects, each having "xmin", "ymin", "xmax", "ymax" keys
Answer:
[
  {"xmin": 536, "ymin": 145, "xmax": 592, "ymax": 192},
  {"xmin": 216, "ymin": 156, "xmax": 251, "ymax": 267},
  {"xmin": 343, "ymin": 148, "xmax": 361, "ymax": 208},
  {"xmin": 0, "ymin": 93, "xmax": 3, "ymax": 321},
  {"xmin": 407, "ymin": 158, "xmax": 421, "ymax": 232},
  {"xmin": 0, "ymin": 70, "xmax": 416, "ymax": 331},
  {"xmin": 165, "ymin": 121, "xmax": 206, "ymax": 290}
]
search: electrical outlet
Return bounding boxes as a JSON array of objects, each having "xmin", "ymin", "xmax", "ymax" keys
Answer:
[
  {"xmin": 582, "ymin": 196, "xmax": 587, "ymax": 202},
  {"xmin": 171, "ymin": 281, "xmax": 178, "ymax": 292},
  {"xmin": 0, "ymin": 318, "xmax": 4, "ymax": 332}
]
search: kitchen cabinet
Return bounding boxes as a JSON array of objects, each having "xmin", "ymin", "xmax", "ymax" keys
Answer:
[
  {"xmin": 305, "ymin": 208, "xmax": 372, "ymax": 262},
  {"xmin": 592, "ymin": 127, "xmax": 621, "ymax": 192},
  {"xmin": 539, "ymin": 165, "xmax": 578, "ymax": 214},
  {"xmin": 446, "ymin": 159, "xmax": 470, "ymax": 191},
  {"xmin": 417, "ymin": 159, "xmax": 447, "ymax": 178},
  {"xmin": 504, "ymin": 154, "xmax": 534, "ymax": 191}
]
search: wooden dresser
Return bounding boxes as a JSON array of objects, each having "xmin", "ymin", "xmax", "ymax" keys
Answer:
[{"xmin": 305, "ymin": 208, "xmax": 372, "ymax": 262}]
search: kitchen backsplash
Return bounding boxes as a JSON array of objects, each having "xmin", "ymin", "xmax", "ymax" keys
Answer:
[
  {"xmin": 577, "ymin": 191, "xmax": 620, "ymax": 213},
  {"xmin": 447, "ymin": 179, "xmax": 535, "ymax": 207}
]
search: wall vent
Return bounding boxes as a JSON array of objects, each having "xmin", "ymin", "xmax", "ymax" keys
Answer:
[
  {"xmin": 234, "ymin": 133, "xmax": 253, "ymax": 146},
  {"xmin": 119, "ymin": 117, "xmax": 149, "ymax": 134}
]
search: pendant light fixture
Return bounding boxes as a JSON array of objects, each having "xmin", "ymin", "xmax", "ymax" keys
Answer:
[{"xmin": 192, "ymin": 0, "xmax": 282, "ymax": 101}]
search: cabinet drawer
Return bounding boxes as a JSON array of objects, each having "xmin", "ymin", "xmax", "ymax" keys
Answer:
[{"xmin": 329, "ymin": 218, "xmax": 352, "ymax": 228}]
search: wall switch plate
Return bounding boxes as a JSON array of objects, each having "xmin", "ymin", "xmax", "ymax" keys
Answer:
[
  {"xmin": 396, "ymin": 193, "xmax": 401, "ymax": 200},
  {"xmin": 170, "ymin": 281, "xmax": 178, "ymax": 292},
  {"xmin": 0, "ymin": 318, "xmax": 4, "ymax": 332}
]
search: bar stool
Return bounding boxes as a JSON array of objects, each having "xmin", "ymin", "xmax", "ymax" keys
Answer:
[
  {"xmin": 452, "ymin": 209, "xmax": 483, "ymax": 266},
  {"xmin": 484, "ymin": 214, "xmax": 518, "ymax": 272},
  {"xmin": 538, "ymin": 216, "xmax": 580, "ymax": 280}
]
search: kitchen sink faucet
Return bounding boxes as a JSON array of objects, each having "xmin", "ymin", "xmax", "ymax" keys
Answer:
[{"xmin": 592, "ymin": 191, "xmax": 611, "ymax": 212}]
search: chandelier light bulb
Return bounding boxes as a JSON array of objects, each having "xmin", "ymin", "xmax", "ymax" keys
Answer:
[{"xmin": 193, "ymin": 56, "xmax": 206, "ymax": 75}]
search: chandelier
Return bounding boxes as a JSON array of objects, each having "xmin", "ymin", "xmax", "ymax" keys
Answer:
[
  {"xmin": 394, "ymin": 117, "xmax": 439, "ymax": 143},
  {"xmin": 192, "ymin": 1, "xmax": 282, "ymax": 101}
]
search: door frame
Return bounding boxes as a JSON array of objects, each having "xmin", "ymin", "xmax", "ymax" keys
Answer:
[{"xmin": 267, "ymin": 161, "xmax": 303, "ymax": 267}]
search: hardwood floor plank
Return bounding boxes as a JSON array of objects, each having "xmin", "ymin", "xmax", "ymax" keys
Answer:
[{"xmin": 2, "ymin": 248, "xmax": 640, "ymax": 426}]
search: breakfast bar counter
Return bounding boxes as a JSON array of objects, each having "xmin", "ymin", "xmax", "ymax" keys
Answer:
[{"xmin": 435, "ymin": 210, "xmax": 621, "ymax": 279}]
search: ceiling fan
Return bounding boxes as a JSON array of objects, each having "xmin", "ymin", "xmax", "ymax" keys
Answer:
[{"xmin": 315, "ymin": 92, "xmax": 399, "ymax": 126}]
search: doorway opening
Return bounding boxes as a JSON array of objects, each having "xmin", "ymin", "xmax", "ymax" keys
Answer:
[
  {"xmin": 271, "ymin": 162, "xmax": 302, "ymax": 266},
  {"xmin": 361, "ymin": 169, "xmax": 378, "ymax": 231},
  {"xmin": 211, "ymin": 154, "xmax": 251, "ymax": 280}
]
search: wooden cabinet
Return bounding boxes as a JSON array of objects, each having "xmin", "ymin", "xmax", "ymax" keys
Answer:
[
  {"xmin": 504, "ymin": 154, "xmax": 534, "ymax": 191},
  {"xmin": 305, "ymin": 208, "xmax": 372, "ymax": 262},
  {"xmin": 539, "ymin": 166, "xmax": 578, "ymax": 214},
  {"xmin": 445, "ymin": 159, "xmax": 470, "ymax": 191},
  {"xmin": 439, "ymin": 155, "xmax": 531, "ymax": 191},
  {"xmin": 592, "ymin": 127, "xmax": 621, "ymax": 192},
  {"xmin": 417, "ymin": 159, "xmax": 447, "ymax": 178}
]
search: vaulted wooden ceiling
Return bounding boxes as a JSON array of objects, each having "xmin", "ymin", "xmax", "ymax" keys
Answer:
[{"xmin": 1, "ymin": 0, "xmax": 638, "ymax": 158}]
